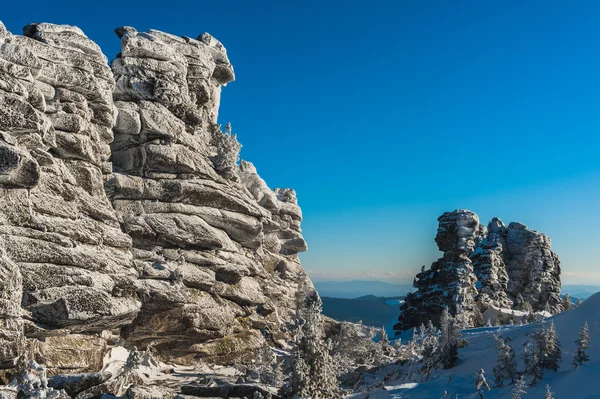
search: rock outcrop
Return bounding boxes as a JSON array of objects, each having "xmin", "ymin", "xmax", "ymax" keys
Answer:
[
  {"xmin": 0, "ymin": 20, "xmax": 310, "ymax": 376},
  {"xmin": 393, "ymin": 210, "xmax": 481, "ymax": 332},
  {"xmin": 107, "ymin": 26, "xmax": 308, "ymax": 365},
  {"xmin": 0, "ymin": 22, "xmax": 140, "ymax": 372},
  {"xmin": 394, "ymin": 210, "xmax": 562, "ymax": 334}
]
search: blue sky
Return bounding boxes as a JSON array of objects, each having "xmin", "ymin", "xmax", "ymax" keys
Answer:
[{"xmin": 3, "ymin": 1, "xmax": 600, "ymax": 284}]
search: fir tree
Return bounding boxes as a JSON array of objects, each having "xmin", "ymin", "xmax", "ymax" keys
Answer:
[
  {"xmin": 493, "ymin": 335, "xmax": 517, "ymax": 387},
  {"xmin": 515, "ymin": 293, "xmax": 525, "ymax": 310},
  {"xmin": 522, "ymin": 341, "xmax": 543, "ymax": 386},
  {"xmin": 440, "ymin": 308, "xmax": 461, "ymax": 369},
  {"xmin": 287, "ymin": 278, "xmax": 340, "ymax": 397},
  {"xmin": 495, "ymin": 312, "xmax": 504, "ymax": 326},
  {"xmin": 511, "ymin": 375, "xmax": 527, "ymax": 399},
  {"xmin": 544, "ymin": 321, "xmax": 562, "ymax": 371},
  {"xmin": 522, "ymin": 302, "xmax": 535, "ymax": 324},
  {"xmin": 544, "ymin": 384, "xmax": 555, "ymax": 399},
  {"xmin": 473, "ymin": 305, "xmax": 484, "ymax": 327},
  {"xmin": 562, "ymin": 293, "xmax": 572, "ymax": 311},
  {"xmin": 576, "ymin": 298, "xmax": 584, "ymax": 307},
  {"xmin": 379, "ymin": 326, "xmax": 390, "ymax": 346},
  {"xmin": 508, "ymin": 311, "xmax": 516, "ymax": 325},
  {"xmin": 572, "ymin": 321, "xmax": 591, "ymax": 368},
  {"xmin": 475, "ymin": 368, "xmax": 490, "ymax": 399},
  {"xmin": 420, "ymin": 320, "xmax": 441, "ymax": 381},
  {"xmin": 532, "ymin": 320, "xmax": 562, "ymax": 372}
]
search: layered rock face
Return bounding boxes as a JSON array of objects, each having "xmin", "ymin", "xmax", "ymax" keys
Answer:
[
  {"xmin": 0, "ymin": 21, "xmax": 310, "ymax": 373},
  {"xmin": 393, "ymin": 210, "xmax": 481, "ymax": 332},
  {"xmin": 108, "ymin": 27, "xmax": 309, "ymax": 364},
  {"xmin": 394, "ymin": 210, "xmax": 562, "ymax": 334},
  {"xmin": 0, "ymin": 22, "xmax": 140, "ymax": 372}
]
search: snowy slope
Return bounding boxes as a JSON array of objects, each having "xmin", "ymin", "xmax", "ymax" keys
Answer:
[{"xmin": 352, "ymin": 292, "xmax": 600, "ymax": 399}]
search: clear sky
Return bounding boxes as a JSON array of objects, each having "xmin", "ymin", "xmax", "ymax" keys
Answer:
[{"xmin": 3, "ymin": 1, "xmax": 600, "ymax": 284}]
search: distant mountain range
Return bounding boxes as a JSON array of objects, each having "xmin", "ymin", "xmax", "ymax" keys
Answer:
[
  {"xmin": 313, "ymin": 280, "xmax": 412, "ymax": 299},
  {"xmin": 321, "ymin": 295, "xmax": 404, "ymax": 328},
  {"xmin": 313, "ymin": 280, "xmax": 600, "ymax": 301},
  {"xmin": 561, "ymin": 285, "xmax": 600, "ymax": 300}
]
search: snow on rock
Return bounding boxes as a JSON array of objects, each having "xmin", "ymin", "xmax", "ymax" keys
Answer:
[
  {"xmin": 394, "ymin": 210, "xmax": 481, "ymax": 332},
  {"xmin": 395, "ymin": 210, "xmax": 562, "ymax": 334},
  {"xmin": 0, "ymin": 20, "xmax": 313, "ymax": 377}
]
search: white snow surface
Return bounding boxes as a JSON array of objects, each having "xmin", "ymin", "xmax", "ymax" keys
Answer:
[{"xmin": 350, "ymin": 292, "xmax": 600, "ymax": 399}]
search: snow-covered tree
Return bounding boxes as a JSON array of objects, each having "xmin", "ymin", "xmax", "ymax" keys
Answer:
[
  {"xmin": 209, "ymin": 123, "xmax": 242, "ymax": 180},
  {"xmin": 492, "ymin": 335, "xmax": 517, "ymax": 387},
  {"xmin": 475, "ymin": 368, "xmax": 490, "ymax": 399},
  {"xmin": 543, "ymin": 321, "xmax": 562, "ymax": 371},
  {"xmin": 420, "ymin": 321, "xmax": 441, "ymax": 381},
  {"xmin": 495, "ymin": 312, "xmax": 504, "ymax": 326},
  {"xmin": 512, "ymin": 375, "xmax": 527, "ymax": 399},
  {"xmin": 572, "ymin": 321, "xmax": 591, "ymax": 368},
  {"xmin": 440, "ymin": 308, "xmax": 463, "ymax": 369},
  {"xmin": 514, "ymin": 293, "xmax": 525, "ymax": 310},
  {"xmin": 522, "ymin": 341, "xmax": 543, "ymax": 386},
  {"xmin": 561, "ymin": 293, "xmax": 572, "ymax": 311},
  {"xmin": 244, "ymin": 344, "xmax": 282, "ymax": 386},
  {"xmin": 379, "ymin": 326, "xmax": 390, "ymax": 346},
  {"xmin": 544, "ymin": 384, "xmax": 555, "ymax": 399},
  {"xmin": 287, "ymin": 278, "xmax": 340, "ymax": 398},
  {"xmin": 576, "ymin": 298, "xmax": 584, "ymax": 307},
  {"xmin": 532, "ymin": 320, "xmax": 562, "ymax": 372},
  {"xmin": 330, "ymin": 321, "xmax": 387, "ymax": 376}
]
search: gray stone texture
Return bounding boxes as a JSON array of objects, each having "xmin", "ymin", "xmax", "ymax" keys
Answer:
[
  {"xmin": 0, "ymin": 21, "xmax": 311, "ymax": 374},
  {"xmin": 395, "ymin": 210, "xmax": 562, "ymax": 334}
]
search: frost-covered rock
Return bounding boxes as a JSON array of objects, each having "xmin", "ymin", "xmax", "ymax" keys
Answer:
[
  {"xmin": 0, "ymin": 20, "xmax": 312, "ymax": 377},
  {"xmin": 395, "ymin": 210, "xmax": 562, "ymax": 334},
  {"xmin": 394, "ymin": 210, "xmax": 480, "ymax": 333},
  {"xmin": 108, "ymin": 26, "xmax": 309, "ymax": 364},
  {"xmin": 503, "ymin": 222, "xmax": 562, "ymax": 312},
  {"xmin": 0, "ymin": 21, "xmax": 140, "ymax": 372},
  {"xmin": 471, "ymin": 218, "xmax": 513, "ymax": 310}
]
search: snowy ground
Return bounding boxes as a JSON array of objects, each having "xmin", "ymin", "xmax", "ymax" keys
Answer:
[{"xmin": 351, "ymin": 292, "xmax": 600, "ymax": 399}]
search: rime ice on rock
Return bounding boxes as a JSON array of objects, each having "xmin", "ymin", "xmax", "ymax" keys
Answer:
[
  {"xmin": 0, "ymin": 22, "xmax": 140, "ymax": 372},
  {"xmin": 395, "ymin": 210, "xmax": 562, "ymax": 334},
  {"xmin": 107, "ymin": 27, "xmax": 309, "ymax": 364},
  {"xmin": 394, "ymin": 210, "xmax": 481, "ymax": 333},
  {"xmin": 0, "ymin": 21, "xmax": 311, "ymax": 372}
]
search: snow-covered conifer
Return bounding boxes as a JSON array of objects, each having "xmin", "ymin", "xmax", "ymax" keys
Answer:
[
  {"xmin": 572, "ymin": 321, "xmax": 591, "ymax": 368},
  {"xmin": 544, "ymin": 321, "xmax": 562, "ymax": 371},
  {"xmin": 287, "ymin": 278, "xmax": 340, "ymax": 397},
  {"xmin": 492, "ymin": 335, "xmax": 517, "ymax": 387},
  {"xmin": 522, "ymin": 302, "xmax": 535, "ymax": 324},
  {"xmin": 475, "ymin": 368, "xmax": 490, "ymax": 399},
  {"xmin": 420, "ymin": 320, "xmax": 441, "ymax": 381},
  {"xmin": 514, "ymin": 293, "xmax": 525, "ymax": 310},
  {"xmin": 512, "ymin": 375, "xmax": 527, "ymax": 399},
  {"xmin": 379, "ymin": 326, "xmax": 390, "ymax": 346},
  {"xmin": 561, "ymin": 294, "xmax": 572, "ymax": 311},
  {"xmin": 544, "ymin": 384, "xmax": 555, "ymax": 399},
  {"xmin": 440, "ymin": 308, "xmax": 462, "ymax": 369},
  {"xmin": 532, "ymin": 320, "xmax": 561, "ymax": 372}
]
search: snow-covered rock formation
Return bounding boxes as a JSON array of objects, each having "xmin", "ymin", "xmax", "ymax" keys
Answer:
[
  {"xmin": 395, "ymin": 210, "xmax": 562, "ymax": 334},
  {"xmin": 0, "ymin": 21, "xmax": 310, "ymax": 378}
]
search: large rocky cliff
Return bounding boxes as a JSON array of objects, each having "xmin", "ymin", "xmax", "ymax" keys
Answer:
[
  {"xmin": 0, "ymin": 21, "xmax": 310, "ymax": 376},
  {"xmin": 394, "ymin": 209, "xmax": 562, "ymax": 334}
]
